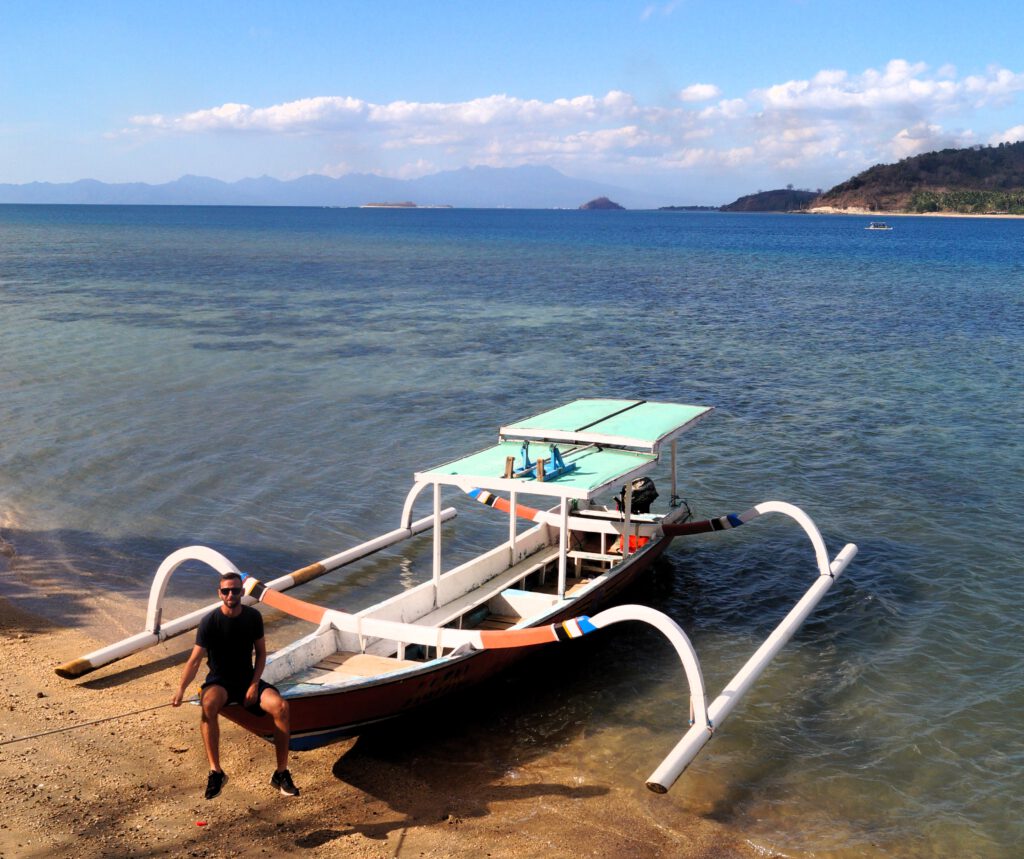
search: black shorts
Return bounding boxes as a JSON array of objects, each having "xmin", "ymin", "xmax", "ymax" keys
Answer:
[{"xmin": 201, "ymin": 678, "xmax": 278, "ymax": 717}]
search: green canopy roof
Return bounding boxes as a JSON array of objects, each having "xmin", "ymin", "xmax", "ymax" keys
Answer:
[
  {"xmin": 416, "ymin": 399, "xmax": 712, "ymax": 501},
  {"xmin": 500, "ymin": 399, "xmax": 711, "ymax": 453}
]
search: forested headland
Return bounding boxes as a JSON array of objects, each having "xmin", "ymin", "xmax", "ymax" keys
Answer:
[{"xmin": 813, "ymin": 140, "xmax": 1024, "ymax": 214}]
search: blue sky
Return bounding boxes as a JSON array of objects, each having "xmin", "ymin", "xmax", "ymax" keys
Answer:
[{"xmin": 2, "ymin": 0, "xmax": 1022, "ymax": 204}]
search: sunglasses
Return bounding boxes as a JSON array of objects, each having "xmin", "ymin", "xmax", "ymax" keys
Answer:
[{"xmin": 220, "ymin": 587, "xmax": 242, "ymax": 595}]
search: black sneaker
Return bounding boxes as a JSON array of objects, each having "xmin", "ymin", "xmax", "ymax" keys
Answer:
[
  {"xmin": 271, "ymin": 768, "xmax": 300, "ymax": 797},
  {"xmin": 204, "ymin": 770, "xmax": 227, "ymax": 800}
]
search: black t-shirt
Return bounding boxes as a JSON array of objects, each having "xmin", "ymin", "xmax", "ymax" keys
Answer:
[{"xmin": 196, "ymin": 605, "xmax": 264, "ymax": 688}]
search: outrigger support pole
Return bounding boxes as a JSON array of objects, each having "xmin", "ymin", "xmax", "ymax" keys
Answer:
[
  {"xmin": 54, "ymin": 509, "xmax": 457, "ymax": 679},
  {"xmin": 645, "ymin": 540, "xmax": 857, "ymax": 793}
]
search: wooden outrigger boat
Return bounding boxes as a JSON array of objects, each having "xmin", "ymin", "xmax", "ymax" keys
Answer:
[{"xmin": 57, "ymin": 399, "xmax": 856, "ymax": 792}]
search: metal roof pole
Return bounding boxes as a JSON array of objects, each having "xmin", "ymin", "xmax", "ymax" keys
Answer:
[
  {"xmin": 622, "ymin": 481, "xmax": 633, "ymax": 558},
  {"xmin": 432, "ymin": 481, "xmax": 442, "ymax": 595},
  {"xmin": 508, "ymin": 489, "xmax": 518, "ymax": 563},
  {"xmin": 670, "ymin": 439, "xmax": 678, "ymax": 503},
  {"xmin": 557, "ymin": 497, "xmax": 569, "ymax": 597}
]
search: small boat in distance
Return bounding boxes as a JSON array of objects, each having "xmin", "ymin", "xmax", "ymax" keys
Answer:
[
  {"xmin": 57, "ymin": 399, "xmax": 857, "ymax": 793},
  {"xmin": 865, "ymin": 221, "xmax": 893, "ymax": 230}
]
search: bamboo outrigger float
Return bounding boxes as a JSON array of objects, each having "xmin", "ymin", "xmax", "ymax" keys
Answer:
[{"xmin": 57, "ymin": 399, "xmax": 856, "ymax": 793}]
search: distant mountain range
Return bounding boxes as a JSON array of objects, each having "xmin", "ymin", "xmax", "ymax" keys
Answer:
[
  {"xmin": 8, "ymin": 142, "xmax": 1019, "ymax": 213},
  {"xmin": 0, "ymin": 165, "xmax": 665, "ymax": 210}
]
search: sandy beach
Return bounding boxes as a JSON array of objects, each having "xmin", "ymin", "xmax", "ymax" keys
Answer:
[
  {"xmin": 0, "ymin": 588, "xmax": 762, "ymax": 859},
  {"xmin": 805, "ymin": 205, "xmax": 1024, "ymax": 218}
]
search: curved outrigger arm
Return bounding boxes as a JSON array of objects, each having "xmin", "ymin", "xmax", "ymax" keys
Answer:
[
  {"xmin": 462, "ymin": 490, "xmax": 840, "ymax": 567},
  {"xmin": 463, "ymin": 488, "xmax": 860, "ymax": 792},
  {"xmin": 461, "ymin": 489, "xmax": 837, "ymax": 577},
  {"xmin": 659, "ymin": 500, "xmax": 836, "ymax": 577},
  {"xmin": 646, "ymin": 539, "xmax": 858, "ymax": 792}
]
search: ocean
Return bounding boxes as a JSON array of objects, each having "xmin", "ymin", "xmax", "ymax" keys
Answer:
[{"xmin": 1, "ymin": 204, "xmax": 1021, "ymax": 857}]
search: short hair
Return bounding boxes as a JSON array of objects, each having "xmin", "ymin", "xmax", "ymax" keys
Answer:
[{"xmin": 219, "ymin": 572, "xmax": 242, "ymax": 584}]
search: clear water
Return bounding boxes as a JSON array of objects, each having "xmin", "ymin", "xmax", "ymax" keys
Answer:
[{"xmin": 1, "ymin": 205, "xmax": 1021, "ymax": 857}]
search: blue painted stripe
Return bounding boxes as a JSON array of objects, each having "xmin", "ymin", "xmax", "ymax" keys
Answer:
[
  {"xmin": 576, "ymin": 615, "xmax": 598, "ymax": 635},
  {"xmin": 726, "ymin": 513, "xmax": 744, "ymax": 528}
]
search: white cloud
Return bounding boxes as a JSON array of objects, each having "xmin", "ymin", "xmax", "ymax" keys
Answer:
[
  {"xmin": 990, "ymin": 124, "xmax": 1024, "ymax": 145},
  {"xmin": 390, "ymin": 159, "xmax": 439, "ymax": 179},
  {"xmin": 133, "ymin": 96, "xmax": 367, "ymax": 133},
  {"xmin": 812, "ymin": 69, "xmax": 848, "ymax": 87},
  {"xmin": 120, "ymin": 60, "xmax": 1024, "ymax": 192},
  {"xmin": 698, "ymin": 98, "xmax": 747, "ymax": 119},
  {"xmin": 641, "ymin": 1, "xmax": 682, "ymax": 21},
  {"xmin": 667, "ymin": 147, "xmax": 757, "ymax": 169},
  {"xmin": 679, "ymin": 83, "xmax": 721, "ymax": 102},
  {"xmin": 318, "ymin": 161, "xmax": 355, "ymax": 179},
  {"xmin": 754, "ymin": 60, "xmax": 1023, "ymax": 115},
  {"xmin": 139, "ymin": 92, "xmax": 641, "ymax": 134},
  {"xmin": 891, "ymin": 123, "xmax": 949, "ymax": 159}
]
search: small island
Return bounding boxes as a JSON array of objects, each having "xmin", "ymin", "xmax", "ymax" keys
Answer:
[
  {"xmin": 579, "ymin": 196, "xmax": 624, "ymax": 210},
  {"xmin": 720, "ymin": 188, "xmax": 818, "ymax": 212},
  {"xmin": 359, "ymin": 201, "xmax": 453, "ymax": 209},
  {"xmin": 658, "ymin": 205, "xmax": 720, "ymax": 212}
]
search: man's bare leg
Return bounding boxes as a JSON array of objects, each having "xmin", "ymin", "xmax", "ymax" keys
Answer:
[
  {"xmin": 261, "ymin": 688, "xmax": 291, "ymax": 772},
  {"xmin": 200, "ymin": 685, "xmax": 228, "ymax": 772}
]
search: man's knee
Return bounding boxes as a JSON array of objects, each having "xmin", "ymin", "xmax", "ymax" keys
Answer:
[
  {"xmin": 262, "ymin": 690, "xmax": 289, "ymax": 721},
  {"xmin": 201, "ymin": 686, "xmax": 227, "ymax": 720}
]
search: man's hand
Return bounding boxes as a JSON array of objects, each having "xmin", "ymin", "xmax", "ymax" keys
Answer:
[
  {"xmin": 171, "ymin": 690, "xmax": 185, "ymax": 707},
  {"xmin": 244, "ymin": 681, "xmax": 260, "ymax": 706}
]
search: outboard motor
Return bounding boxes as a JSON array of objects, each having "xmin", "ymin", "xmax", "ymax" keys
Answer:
[{"xmin": 615, "ymin": 477, "xmax": 659, "ymax": 514}]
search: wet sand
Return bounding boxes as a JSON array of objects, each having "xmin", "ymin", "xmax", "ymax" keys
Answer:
[{"xmin": 0, "ymin": 594, "xmax": 762, "ymax": 858}]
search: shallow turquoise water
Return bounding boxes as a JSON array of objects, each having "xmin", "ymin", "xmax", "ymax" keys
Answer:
[{"xmin": 1, "ymin": 205, "xmax": 1021, "ymax": 856}]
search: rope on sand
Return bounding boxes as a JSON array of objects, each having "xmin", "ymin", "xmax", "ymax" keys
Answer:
[{"xmin": 0, "ymin": 698, "xmax": 198, "ymax": 747}]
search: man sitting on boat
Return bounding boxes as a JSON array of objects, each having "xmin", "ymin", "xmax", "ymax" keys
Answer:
[{"xmin": 172, "ymin": 572, "xmax": 300, "ymax": 799}]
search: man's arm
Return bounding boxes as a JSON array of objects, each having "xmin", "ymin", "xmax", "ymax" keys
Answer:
[
  {"xmin": 172, "ymin": 644, "xmax": 206, "ymax": 706},
  {"xmin": 245, "ymin": 636, "xmax": 267, "ymax": 706}
]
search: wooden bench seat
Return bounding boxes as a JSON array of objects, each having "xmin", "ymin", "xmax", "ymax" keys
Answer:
[{"xmin": 412, "ymin": 544, "xmax": 562, "ymax": 632}]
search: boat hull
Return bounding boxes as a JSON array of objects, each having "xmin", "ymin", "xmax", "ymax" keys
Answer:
[{"xmin": 220, "ymin": 536, "xmax": 675, "ymax": 749}]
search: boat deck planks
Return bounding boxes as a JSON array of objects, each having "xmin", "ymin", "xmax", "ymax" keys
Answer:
[
  {"xmin": 477, "ymin": 614, "xmax": 519, "ymax": 630},
  {"xmin": 287, "ymin": 652, "xmax": 421, "ymax": 686},
  {"xmin": 535, "ymin": 577, "xmax": 594, "ymax": 597}
]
